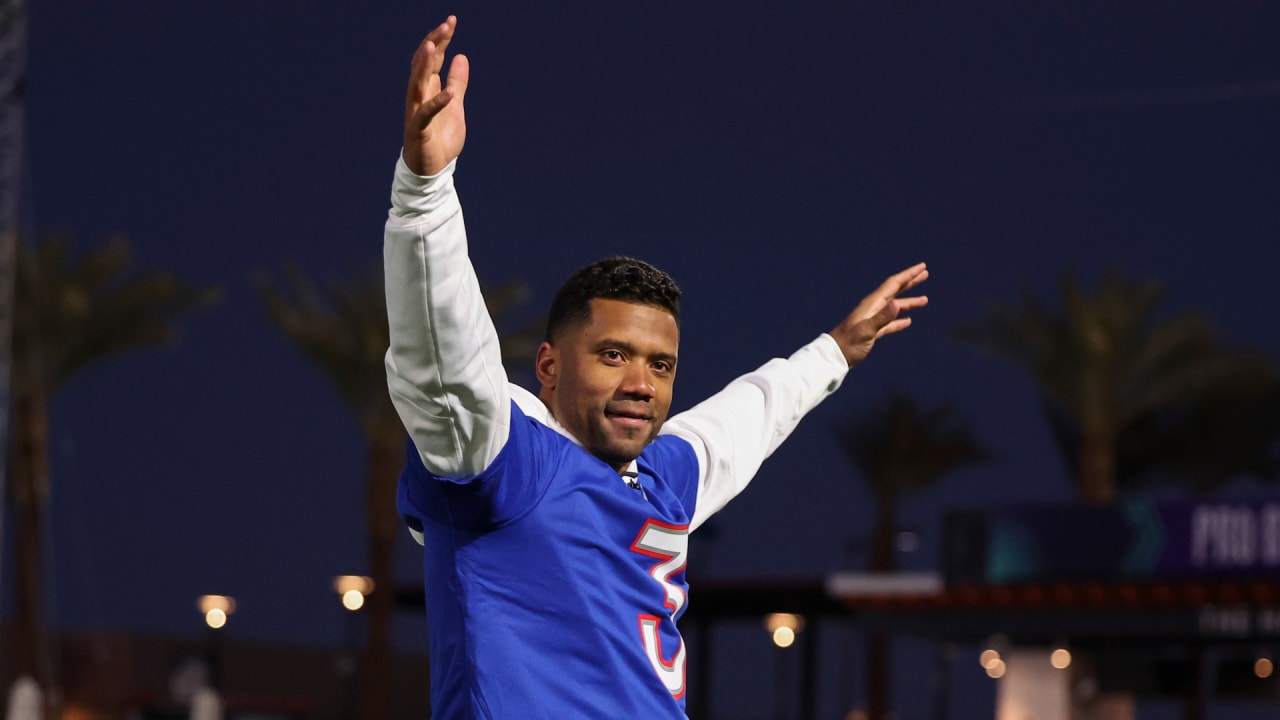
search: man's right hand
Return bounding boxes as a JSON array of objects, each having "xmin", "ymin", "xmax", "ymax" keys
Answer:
[{"xmin": 403, "ymin": 16, "xmax": 468, "ymax": 176}]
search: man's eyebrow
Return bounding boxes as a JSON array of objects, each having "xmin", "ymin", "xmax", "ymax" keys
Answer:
[{"xmin": 594, "ymin": 337, "xmax": 636, "ymax": 353}]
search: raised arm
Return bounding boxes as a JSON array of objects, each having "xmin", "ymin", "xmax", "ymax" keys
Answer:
[
  {"xmin": 385, "ymin": 17, "xmax": 511, "ymax": 479},
  {"xmin": 662, "ymin": 263, "xmax": 929, "ymax": 529}
]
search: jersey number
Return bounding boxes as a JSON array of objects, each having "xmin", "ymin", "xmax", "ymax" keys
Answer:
[{"xmin": 630, "ymin": 519, "xmax": 690, "ymax": 698}]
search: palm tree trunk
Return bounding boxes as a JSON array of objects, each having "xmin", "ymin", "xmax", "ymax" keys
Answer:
[
  {"xmin": 867, "ymin": 500, "xmax": 896, "ymax": 720},
  {"xmin": 9, "ymin": 373, "xmax": 55, "ymax": 712},
  {"xmin": 358, "ymin": 437, "xmax": 402, "ymax": 720},
  {"xmin": 1077, "ymin": 426, "xmax": 1117, "ymax": 504},
  {"xmin": 1182, "ymin": 644, "xmax": 1204, "ymax": 720},
  {"xmin": 869, "ymin": 503, "xmax": 897, "ymax": 575}
]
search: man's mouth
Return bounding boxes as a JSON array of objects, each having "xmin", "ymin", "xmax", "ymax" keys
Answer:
[{"xmin": 605, "ymin": 407, "xmax": 652, "ymax": 428}]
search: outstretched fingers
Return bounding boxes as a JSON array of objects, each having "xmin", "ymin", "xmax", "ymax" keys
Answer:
[
  {"xmin": 829, "ymin": 262, "xmax": 931, "ymax": 366},
  {"xmin": 875, "ymin": 288, "xmax": 926, "ymax": 330},
  {"xmin": 895, "ymin": 294, "xmax": 929, "ymax": 311},
  {"xmin": 870, "ymin": 262, "xmax": 930, "ymax": 339},
  {"xmin": 878, "ymin": 262, "xmax": 929, "ymax": 299},
  {"xmin": 405, "ymin": 17, "xmax": 458, "ymax": 114},
  {"xmin": 877, "ymin": 316, "xmax": 912, "ymax": 337},
  {"xmin": 405, "ymin": 44, "xmax": 436, "ymax": 119},
  {"xmin": 407, "ymin": 53, "xmax": 468, "ymax": 132},
  {"xmin": 874, "ymin": 296, "xmax": 929, "ymax": 338},
  {"xmin": 400, "ymin": 16, "xmax": 468, "ymax": 176},
  {"xmin": 445, "ymin": 52, "xmax": 470, "ymax": 102},
  {"xmin": 424, "ymin": 16, "xmax": 457, "ymax": 76},
  {"xmin": 409, "ymin": 85, "xmax": 454, "ymax": 131},
  {"xmin": 870, "ymin": 263, "xmax": 928, "ymax": 332}
]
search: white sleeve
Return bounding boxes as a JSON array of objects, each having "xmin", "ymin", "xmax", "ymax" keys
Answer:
[
  {"xmin": 383, "ymin": 155, "xmax": 511, "ymax": 478},
  {"xmin": 659, "ymin": 334, "xmax": 850, "ymax": 530}
]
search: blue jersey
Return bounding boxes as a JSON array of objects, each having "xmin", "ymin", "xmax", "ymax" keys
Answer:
[{"xmin": 399, "ymin": 400, "xmax": 702, "ymax": 719}]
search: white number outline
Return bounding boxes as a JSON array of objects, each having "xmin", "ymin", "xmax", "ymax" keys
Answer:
[{"xmin": 630, "ymin": 519, "xmax": 690, "ymax": 699}]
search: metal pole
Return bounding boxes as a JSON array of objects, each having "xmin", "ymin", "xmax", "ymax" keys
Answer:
[
  {"xmin": 0, "ymin": 0, "xmax": 26, "ymax": 610},
  {"xmin": 799, "ymin": 619, "xmax": 818, "ymax": 720},
  {"xmin": 930, "ymin": 642, "xmax": 954, "ymax": 720}
]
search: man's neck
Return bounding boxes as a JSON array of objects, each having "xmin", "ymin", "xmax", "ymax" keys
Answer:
[{"xmin": 536, "ymin": 389, "xmax": 635, "ymax": 476}]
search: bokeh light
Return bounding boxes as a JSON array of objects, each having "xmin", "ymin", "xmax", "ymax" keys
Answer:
[
  {"xmin": 334, "ymin": 576, "xmax": 375, "ymax": 612},
  {"xmin": 205, "ymin": 608, "xmax": 227, "ymax": 629},
  {"xmin": 197, "ymin": 595, "xmax": 235, "ymax": 630},
  {"xmin": 765, "ymin": 613, "xmax": 803, "ymax": 648},
  {"xmin": 1255, "ymin": 657, "xmax": 1273, "ymax": 679},
  {"xmin": 342, "ymin": 589, "xmax": 366, "ymax": 611},
  {"xmin": 772, "ymin": 627, "xmax": 796, "ymax": 648}
]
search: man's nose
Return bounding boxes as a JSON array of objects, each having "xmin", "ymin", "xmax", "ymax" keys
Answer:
[{"xmin": 618, "ymin": 364, "xmax": 655, "ymax": 399}]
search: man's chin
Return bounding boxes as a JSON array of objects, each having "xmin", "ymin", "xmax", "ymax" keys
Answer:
[
  {"xmin": 589, "ymin": 441, "xmax": 648, "ymax": 470},
  {"xmin": 585, "ymin": 421, "xmax": 665, "ymax": 469}
]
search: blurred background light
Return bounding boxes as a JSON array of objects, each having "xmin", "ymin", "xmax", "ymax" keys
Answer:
[
  {"xmin": 765, "ymin": 613, "xmax": 804, "ymax": 648},
  {"xmin": 1254, "ymin": 657, "xmax": 1273, "ymax": 679},
  {"xmin": 197, "ymin": 595, "xmax": 235, "ymax": 630}
]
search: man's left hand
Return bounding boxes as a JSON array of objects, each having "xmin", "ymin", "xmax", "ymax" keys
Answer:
[{"xmin": 828, "ymin": 262, "xmax": 929, "ymax": 368}]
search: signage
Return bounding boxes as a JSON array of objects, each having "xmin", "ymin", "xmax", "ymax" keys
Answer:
[{"xmin": 942, "ymin": 499, "xmax": 1280, "ymax": 584}]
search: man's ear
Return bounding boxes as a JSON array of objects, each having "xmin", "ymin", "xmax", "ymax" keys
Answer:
[{"xmin": 535, "ymin": 341, "xmax": 558, "ymax": 388}]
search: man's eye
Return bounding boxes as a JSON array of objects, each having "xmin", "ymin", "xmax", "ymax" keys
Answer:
[
  {"xmin": 652, "ymin": 361, "xmax": 672, "ymax": 373},
  {"xmin": 601, "ymin": 350, "xmax": 624, "ymax": 362}
]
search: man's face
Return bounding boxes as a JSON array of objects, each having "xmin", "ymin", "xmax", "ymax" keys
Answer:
[{"xmin": 536, "ymin": 298, "xmax": 679, "ymax": 471}]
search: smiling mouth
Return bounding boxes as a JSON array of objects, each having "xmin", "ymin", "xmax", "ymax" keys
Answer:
[{"xmin": 605, "ymin": 409, "xmax": 652, "ymax": 428}]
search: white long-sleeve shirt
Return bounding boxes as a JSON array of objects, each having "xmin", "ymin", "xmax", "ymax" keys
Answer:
[{"xmin": 384, "ymin": 155, "xmax": 853, "ymax": 533}]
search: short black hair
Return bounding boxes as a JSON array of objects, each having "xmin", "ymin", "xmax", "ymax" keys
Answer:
[{"xmin": 545, "ymin": 256, "xmax": 681, "ymax": 342}]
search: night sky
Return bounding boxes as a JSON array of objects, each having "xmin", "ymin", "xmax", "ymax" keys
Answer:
[{"xmin": 15, "ymin": 1, "xmax": 1280, "ymax": 717}]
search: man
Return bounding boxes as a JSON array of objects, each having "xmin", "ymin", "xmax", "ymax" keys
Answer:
[{"xmin": 384, "ymin": 16, "xmax": 928, "ymax": 719}]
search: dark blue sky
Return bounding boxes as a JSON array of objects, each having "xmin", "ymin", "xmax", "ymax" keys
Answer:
[{"xmin": 17, "ymin": 0, "xmax": 1280, "ymax": 716}]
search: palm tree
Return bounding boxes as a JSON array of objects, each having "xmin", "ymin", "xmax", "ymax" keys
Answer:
[
  {"xmin": 955, "ymin": 270, "xmax": 1280, "ymax": 720},
  {"xmin": 1123, "ymin": 385, "xmax": 1280, "ymax": 493},
  {"xmin": 835, "ymin": 393, "xmax": 986, "ymax": 720},
  {"xmin": 954, "ymin": 269, "xmax": 1277, "ymax": 503},
  {"xmin": 9, "ymin": 231, "xmax": 218, "ymax": 708},
  {"xmin": 255, "ymin": 261, "xmax": 537, "ymax": 720}
]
